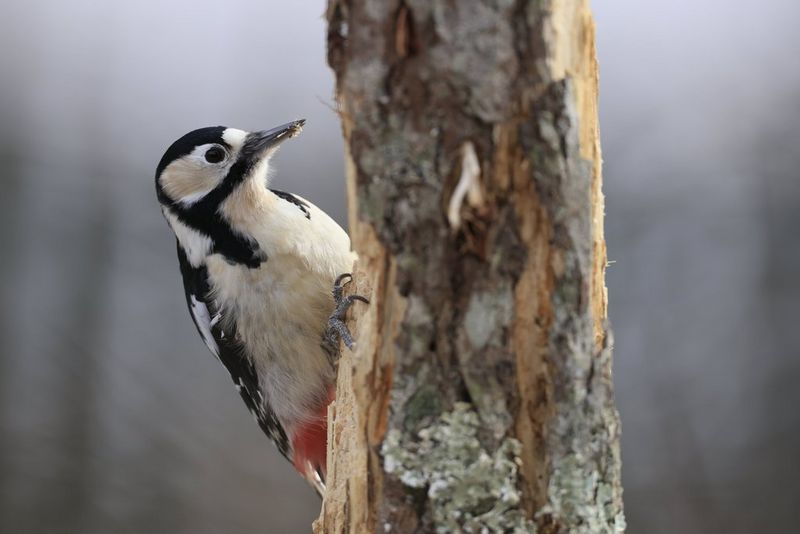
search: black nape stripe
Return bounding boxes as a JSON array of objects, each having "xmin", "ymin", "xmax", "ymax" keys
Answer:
[
  {"xmin": 271, "ymin": 189, "xmax": 311, "ymax": 220},
  {"xmin": 167, "ymin": 202, "xmax": 267, "ymax": 268}
]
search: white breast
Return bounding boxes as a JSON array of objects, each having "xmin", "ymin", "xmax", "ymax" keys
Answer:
[{"xmin": 208, "ymin": 191, "xmax": 356, "ymax": 434}]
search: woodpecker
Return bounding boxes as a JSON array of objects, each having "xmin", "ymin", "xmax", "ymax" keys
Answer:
[{"xmin": 154, "ymin": 120, "xmax": 365, "ymax": 494}]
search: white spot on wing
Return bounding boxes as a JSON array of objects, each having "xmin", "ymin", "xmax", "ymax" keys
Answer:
[{"xmin": 190, "ymin": 295, "xmax": 220, "ymax": 359}]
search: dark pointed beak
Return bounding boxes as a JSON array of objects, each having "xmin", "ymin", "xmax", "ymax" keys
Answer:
[{"xmin": 242, "ymin": 119, "xmax": 306, "ymax": 158}]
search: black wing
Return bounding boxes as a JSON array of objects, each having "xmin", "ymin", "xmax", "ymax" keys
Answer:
[
  {"xmin": 270, "ymin": 189, "xmax": 311, "ymax": 219},
  {"xmin": 176, "ymin": 243, "xmax": 290, "ymax": 458}
]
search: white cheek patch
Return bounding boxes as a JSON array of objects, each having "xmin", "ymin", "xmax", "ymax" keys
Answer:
[
  {"xmin": 161, "ymin": 158, "xmax": 218, "ymax": 205},
  {"xmin": 161, "ymin": 142, "xmax": 242, "ymax": 206}
]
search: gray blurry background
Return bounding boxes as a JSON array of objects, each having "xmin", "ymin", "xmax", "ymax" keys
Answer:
[{"xmin": 0, "ymin": 1, "xmax": 797, "ymax": 533}]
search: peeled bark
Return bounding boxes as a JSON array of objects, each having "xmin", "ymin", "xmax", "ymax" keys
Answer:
[{"xmin": 316, "ymin": 1, "xmax": 624, "ymax": 532}]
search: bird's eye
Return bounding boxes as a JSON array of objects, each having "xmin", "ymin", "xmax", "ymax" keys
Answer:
[{"xmin": 204, "ymin": 146, "xmax": 226, "ymax": 164}]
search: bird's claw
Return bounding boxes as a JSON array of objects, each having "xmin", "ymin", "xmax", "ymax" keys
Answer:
[{"xmin": 325, "ymin": 273, "xmax": 369, "ymax": 352}]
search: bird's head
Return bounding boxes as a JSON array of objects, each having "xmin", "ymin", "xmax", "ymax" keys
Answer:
[{"xmin": 155, "ymin": 120, "xmax": 305, "ymax": 209}]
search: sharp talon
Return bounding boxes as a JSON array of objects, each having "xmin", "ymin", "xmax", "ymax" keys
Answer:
[
  {"xmin": 342, "ymin": 335, "xmax": 354, "ymax": 350},
  {"xmin": 334, "ymin": 273, "xmax": 353, "ymax": 288},
  {"xmin": 332, "ymin": 273, "xmax": 354, "ymax": 302},
  {"xmin": 325, "ymin": 273, "xmax": 369, "ymax": 354}
]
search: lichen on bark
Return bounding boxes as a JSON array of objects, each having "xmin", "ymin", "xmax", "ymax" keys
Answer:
[{"xmin": 382, "ymin": 403, "xmax": 535, "ymax": 533}]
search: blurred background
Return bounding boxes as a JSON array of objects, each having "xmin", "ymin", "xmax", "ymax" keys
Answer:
[{"xmin": 0, "ymin": 1, "xmax": 797, "ymax": 532}]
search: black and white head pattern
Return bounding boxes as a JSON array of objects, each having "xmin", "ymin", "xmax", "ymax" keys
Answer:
[{"xmin": 155, "ymin": 122, "xmax": 307, "ymax": 268}]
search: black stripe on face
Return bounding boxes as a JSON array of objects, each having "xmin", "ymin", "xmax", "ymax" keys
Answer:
[{"xmin": 205, "ymin": 121, "xmax": 306, "ymax": 205}]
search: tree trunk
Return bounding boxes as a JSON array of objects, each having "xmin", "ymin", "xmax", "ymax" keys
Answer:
[{"xmin": 316, "ymin": 1, "xmax": 624, "ymax": 532}]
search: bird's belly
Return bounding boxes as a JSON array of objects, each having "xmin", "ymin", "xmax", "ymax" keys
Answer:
[{"xmin": 206, "ymin": 253, "xmax": 335, "ymax": 433}]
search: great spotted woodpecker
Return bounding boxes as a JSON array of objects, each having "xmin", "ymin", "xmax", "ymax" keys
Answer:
[{"xmin": 154, "ymin": 120, "xmax": 365, "ymax": 494}]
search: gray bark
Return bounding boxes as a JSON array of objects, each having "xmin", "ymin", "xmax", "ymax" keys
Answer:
[{"xmin": 317, "ymin": 1, "xmax": 624, "ymax": 532}]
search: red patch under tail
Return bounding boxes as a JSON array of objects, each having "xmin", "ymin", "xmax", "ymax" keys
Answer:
[{"xmin": 291, "ymin": 394, "xmax": 333, "ymax": 493}]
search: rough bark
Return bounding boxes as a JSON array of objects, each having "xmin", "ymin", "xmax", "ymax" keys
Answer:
[{"xmin": 316, "ymin": 1, "xmax": 623, "ymax": 532}]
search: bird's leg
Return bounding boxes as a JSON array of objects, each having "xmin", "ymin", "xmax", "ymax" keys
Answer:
[{"xmin": 324, "ymin": 273, "xmax": 369, "ymax": 357}]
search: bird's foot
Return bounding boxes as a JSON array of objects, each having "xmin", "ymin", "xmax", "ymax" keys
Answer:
[{"xmin": 325, "ymin": 273, "xmax": 369, "ymax": 352}]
